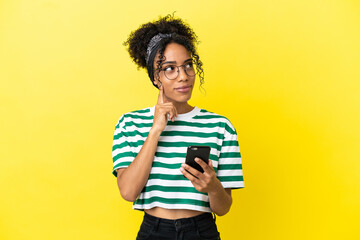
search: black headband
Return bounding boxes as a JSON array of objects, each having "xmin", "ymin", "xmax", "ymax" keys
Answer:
[{"xmin": 145, "ymin": 33, "xmax": 173, "ymax": 87}]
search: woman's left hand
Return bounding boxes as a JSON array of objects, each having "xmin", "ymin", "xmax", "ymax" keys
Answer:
[{"xmin": 180, "ymin": 158, "xmax": 222, "ymax": 193}]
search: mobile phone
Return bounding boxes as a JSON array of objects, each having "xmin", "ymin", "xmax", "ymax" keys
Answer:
[{"xmin": 185, "ymin": 146, "xmax": 211, "ymax": 173}]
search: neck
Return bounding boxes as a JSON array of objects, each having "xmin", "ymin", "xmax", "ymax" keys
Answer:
[{"xmin": 172, "ymin": 102, "xmax": 194, "ymax": 114}]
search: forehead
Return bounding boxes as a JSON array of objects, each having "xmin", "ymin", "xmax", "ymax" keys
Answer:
[{"xmin": 156, "ymin": 42, "xmax": 191, "ymax": 63}]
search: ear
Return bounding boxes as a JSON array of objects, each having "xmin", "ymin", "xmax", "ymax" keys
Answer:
[{"xmin": 154, "ymin": 80, "xmax": 162, "ymax": 88}]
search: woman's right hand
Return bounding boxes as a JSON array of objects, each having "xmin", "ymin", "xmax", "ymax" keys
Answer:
[{"xmin": 151, "ymin": 85, "xmax": 178, "ymax": 134}]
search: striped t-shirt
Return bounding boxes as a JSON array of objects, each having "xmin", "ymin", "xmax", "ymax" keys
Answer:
[{"xmin": 112, "ymin": 105, "xmax": 244, "ymax": 212}]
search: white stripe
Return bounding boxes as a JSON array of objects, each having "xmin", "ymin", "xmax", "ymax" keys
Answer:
[
  {"xmin": 155, "ymin": 146, "xmax": 218, "ymax": 155},
  {"xmin": 150, "ymin": 167, "xmax": 182, "ymax": 175},
  {"xmin": 113, "ymin": 156, "xmax": 133, "ymax": 166},
  {"xmin": 133, "ymin": 202, "xmax": 211, "ymax": 212},
  {"xmin": 126, "ymin": 124, "xmax": 223, "ymax": 133},
  {"xmin": 125, "ymin": 135, "xmax": 222, "ymax": 144},
  {"xmin": 158, "ymin": 135, "xmax": 222, "ymax": 143},
  {"xmin": 112, "ymin": 147, "xmax": 133, "ymax": 157},
  {"xmin": 112, "ymin": 138, "xmax": 128, "ymax": 146},
  {"xmin": 218, "ymin": 158, "xmax": 242, "ymax": 164},
  {"xmin": 153, "ymin": 157, "xmax": 186, "ymax": 164},
  {"xmin": 124, "ymin": 116, "xmax": 229, "ymax": 125},
  {"xmin": 221, "ymin": 181, "xmax": 245, "ymax": 188},
  {"xmin": 146, "ymin": 179, "xmax": 194, "ymax": 187},
  {"xmin": 221, "ymin": 145, "xmax": 240, "ymax": 152},
  {"xmin": 140, "ymin": 190, "xmax": 209, "ymax": 202},
  {"xmin": 217, "ymin": 169, "xmax": 243, "ymax": 176},
  {"xmin": 124, "ymin": 118, "xmax": 153, "ymax": 124}
]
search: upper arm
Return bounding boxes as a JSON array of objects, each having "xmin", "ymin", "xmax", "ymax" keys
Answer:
[
  {"xmin": 225, "ymin": 188, "xmax": 232, "ymax": 197},
  {"xmin": 116, "ymin": 168, "xmax": 126, "ymax": 180}
]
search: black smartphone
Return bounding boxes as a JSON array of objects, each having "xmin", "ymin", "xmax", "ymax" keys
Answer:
[{"xmin": 185, "ymin": 146, "xmax": 211, "ymax": 173}]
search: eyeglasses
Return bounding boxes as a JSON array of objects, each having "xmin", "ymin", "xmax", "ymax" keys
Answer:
[{"xmin": 157, "ymin": 61, "xmax": 196, "ymax": 80}]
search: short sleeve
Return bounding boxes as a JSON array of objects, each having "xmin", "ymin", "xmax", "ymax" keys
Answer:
[
  {"xmin": 217, "ymin": 119, "xmax": 245, "ymax": 189},
  {"xmin": 111, "ymin": 114, "xmax": 134, "ymax": 177}
]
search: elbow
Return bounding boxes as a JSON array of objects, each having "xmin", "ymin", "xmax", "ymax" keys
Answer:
[
  {"xmin": 213, "ymin": 198, "xmax": 232, "ymax": 216},
  {"xmin": 214, "ymin": 206, "xmax": 231, "ymax": 216},
  {"xmin": 120, "ymin": 190, "xmax": 138, "ymax": 202},
  {"xmin": 118, "ymin": 182, "xmax": 138, "ymax": 202}
]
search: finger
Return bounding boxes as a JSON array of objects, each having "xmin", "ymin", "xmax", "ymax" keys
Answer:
[
  {"xmin": 157, "ymin": 84, "xmax": 164, "ymax": 104},
  {"xmin": 172, "ymin": 107, "xmax": 177, "ymax": 121},
  {"xmin": 163, "ymin": 106, "xmax": 175, "ymax": 121},
  {"xmin": 163, "ymin": 104, "xmax": 177, "ymax": 121},
  {"xmin": 208, "ymin": 159, "xmax": 214, "ymax": 170},
  {"xmin": 180, "ymin": 167, "xmax": 200, "ymax": 183},
  {"xmin": 195, "ymin": 157, "xmax": 212, "ymax": 173},
  {"xmin": 181, "ymin": 163, "xmax": 202, "ymax": 179},
  {"xmin": 164, "ymin": 103, "xmax": 178, "ymax": 119},
  {"xmin": 173, "ymin": 105, "xmax": 178, "ymax": 118}
]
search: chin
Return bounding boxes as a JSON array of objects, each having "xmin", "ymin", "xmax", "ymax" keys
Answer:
[{"xmin": 169, "ymin": 95, "xmax": 192, "ymax": 103}]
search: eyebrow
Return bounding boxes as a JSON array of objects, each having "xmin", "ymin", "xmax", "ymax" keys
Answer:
[{"xmin": 162, "ymin": 58, "xmax": 193, "ymax": 65}]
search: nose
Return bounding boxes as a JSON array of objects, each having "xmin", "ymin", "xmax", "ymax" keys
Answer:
[{"xmin": 177, "ymin": 66, "xmax": 188, "ymax": 81}]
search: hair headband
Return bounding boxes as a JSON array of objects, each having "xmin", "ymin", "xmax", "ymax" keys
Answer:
[{"xmin": 146, "ymin": 33, "xmax": 173, "ymax": 87}]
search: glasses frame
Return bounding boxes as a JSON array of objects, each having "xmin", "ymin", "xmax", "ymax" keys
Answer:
[{"xmin": 157, "ymin": 62, "xmax": 196, "ymax": 80}]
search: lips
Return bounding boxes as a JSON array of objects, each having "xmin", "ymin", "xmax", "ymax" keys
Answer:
[
  {"xmin": 175, "ymin": 85, "xmax": 192, "ymax": 93},
  {"xmin": 175, "ymin": 85, "xmax": 191, "ymax": 90}
]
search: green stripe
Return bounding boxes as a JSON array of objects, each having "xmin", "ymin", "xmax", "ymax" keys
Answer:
[
  {"xmin": 130, "ymin": 108, "xmax": 151, "ymax": 114},
  {"xmin": 167, "ymin": 121, "xmax": 222, "ymax": 128},
  {"xmin": 160, "ymin": 131, "xmax": 223, "ymax": 139},
  {"xmin": 113, "ymin": 151, "xmax": 134, "ymax": 161},
  {"xmin": 225, "ymin": 123, "xmax": 236, "ymax": 135},
  {"xmin": 134, "ymin": 196, "xmax": 209, "ymax": 207},
  {"xmin": 124, "ymin": 122, "xmax": 153, "ymax": 128},
  {"xmin": 112, "ymin": 141, "xmax": 129, "ymax": 150},
  {"xmin": 125, "ymin": 131, "xmax": 149, "ymax": 138},
  {"xmin": 113, "ymin": 131, "xmax": 128, "ymax": 140},
  {"xmin": 219, "ymin": 152, "xmax": 241, "ymax": 158},
  {"xmin": 152, "ymin": 162, "xmax": 181, "ymax": 169},
  {"xmin": 148, "ymin": 174, "xmax": 187, "ymax": 181},
  {"xmin": 117, "ymin": 115, "xmax": 125, "ymax": 126},
  {"xmin": 154, "ymin": 152, "xmax": 218, "ymax": 160},
  {"xmin": 158, "ymin": 141, "xmax": 221, "ymax": 151},
  {"xmin": 125, "ymin": 120, "xmax": 225, "ymax": 129},
  {"xmin": 128, "ymin": 141, "xmax": 221, "ymax": 151},
  {"xmin": 222, "ymin": 140, "xmax": 239, "ymax": 146},
  {"xmin": 218, "ymin": 175, "xmax": 244, "ymax": 182},
  {"xmin": 124, "ymin": 114, "xmax": 153, "ymax": 120},
  {"xmin": 113, "ymin": 161, "xmax": 131, "ymax": 169},
  {"xmin": 193, "ymin": 115, "xmax": 227, "ymax": 119},
  {"xmin": 152, "ymin": 162, "xmax": 219, "ymax": 172},
  {"xmin": 142, "ymin": 185, "xmax": 207, "ymax": 195},
  {"xmin": 218, "ymin": 164, "xmax": 242, "ymax": 170}
]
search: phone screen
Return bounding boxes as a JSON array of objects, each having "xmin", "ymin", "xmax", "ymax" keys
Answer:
[{"xmin": 185, "ymin": 146, "xmax": 211, "ymax": 173}]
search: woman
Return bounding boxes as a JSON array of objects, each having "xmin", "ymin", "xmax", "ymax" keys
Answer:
[{"xmin": 112, "ymin": 14, "xmax": 244, "ymax": 240}]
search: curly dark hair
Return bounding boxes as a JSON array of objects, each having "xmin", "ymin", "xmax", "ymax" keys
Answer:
[{"xmin": 123, "ymin": 13, "xmax": 205, "ymax": 92}]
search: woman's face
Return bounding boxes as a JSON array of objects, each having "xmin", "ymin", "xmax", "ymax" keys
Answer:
[{"xmin": 153, "ymin": 42, "xmax": 195, "ymax": 104}]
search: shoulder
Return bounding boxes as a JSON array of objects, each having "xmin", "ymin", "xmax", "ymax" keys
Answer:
[
  {"xmin": 196, "ymin": 108, "xmax": 233, "ymax": 124},
  {"xmin": 196, "ymin": 107, "xmax": 237, "ymax": 134},
  {"xmin": 115, "ymin": 106, "xmax": 152, "ymax": 128}
]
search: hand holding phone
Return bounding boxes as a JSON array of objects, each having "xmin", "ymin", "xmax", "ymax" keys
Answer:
[{"xmin": 185, "ymin": 146, "xmax": 211, "ymax": 173}]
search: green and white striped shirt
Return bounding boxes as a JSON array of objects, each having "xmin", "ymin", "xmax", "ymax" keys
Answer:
[{"xmin": 112, "ymin": 106, "xmax": 244, "ymax": 212}]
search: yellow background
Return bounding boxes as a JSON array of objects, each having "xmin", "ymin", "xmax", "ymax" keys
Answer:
[{"xmin": 1, "ymin": 0, "xmax": 359, "ymax": 239}]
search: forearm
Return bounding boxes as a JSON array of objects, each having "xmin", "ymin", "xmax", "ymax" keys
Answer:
[
  {"xmin": 117, "ymin": 128, "xmax": 161, "ymax": 201},
  {"xmin": 208, "ymin": 182, "xmax": 232, "ymax": 216}
]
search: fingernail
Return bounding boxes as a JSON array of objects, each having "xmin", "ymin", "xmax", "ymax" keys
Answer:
[{"xmin": 180, "ymin": 167, "xmax": 184, "ymax": 172}]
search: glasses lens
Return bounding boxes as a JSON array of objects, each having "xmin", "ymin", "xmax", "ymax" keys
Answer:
[
  {"xmin": 163, "ymin": 66, "xmax": 178, "ymax": 80},
  {"xmin": 162, "ymin": 62, "xmax": 197, "ymax": 80},
  {"xmin": 185, "ymin": 63, "xmax": 196, "ymax": 77}
]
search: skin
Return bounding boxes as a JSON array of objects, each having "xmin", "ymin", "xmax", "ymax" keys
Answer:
[{"xmin": 117, "ymin": 42, "xmax": 232, "ymax": 219}]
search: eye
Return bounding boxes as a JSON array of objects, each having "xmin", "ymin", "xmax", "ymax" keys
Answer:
[
  {"xmin": 163, "ymin": 65, "xmax": 175, "ymax": 71},
  {"xmin": 185, "ymin": 62, "xmax": 194, "ymax": 68}
]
